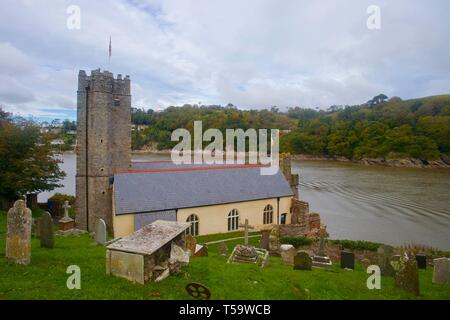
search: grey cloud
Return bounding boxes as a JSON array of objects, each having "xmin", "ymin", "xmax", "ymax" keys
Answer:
[
  {"xmin": 0, "ymin": 0, "xmax": 449, "ymax": 117},
  {"xmin": 0, "ymin": 76, "xmax": 35, "ymax": 104}
]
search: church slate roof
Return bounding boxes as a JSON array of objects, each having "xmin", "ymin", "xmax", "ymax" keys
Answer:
[{"xmin": 114, "ymin": 162, "xmax": 294, "ymax": 215}]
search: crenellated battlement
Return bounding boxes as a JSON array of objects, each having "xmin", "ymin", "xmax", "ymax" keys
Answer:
[{"xmin": 78, "ymin": 69, "xmax": 130, "ymax": 96}]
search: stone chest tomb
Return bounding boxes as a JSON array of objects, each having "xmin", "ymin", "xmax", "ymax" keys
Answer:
[{"xmin": 106, "ymin": 220, "xmax": 190, "ymax": 284}]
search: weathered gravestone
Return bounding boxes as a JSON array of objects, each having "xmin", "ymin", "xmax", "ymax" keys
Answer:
[
  {"xmin": 31, "ymin": 217, "xmax": 40, "ymax": 238},
  {"xmin": 218, "ymin": 241, "xmax": 228, "ymax": 256},
  {"xmin": 294, "ymin": 250, "xmax": 312, "ymax": 270},
  {"xmin": 185, "ymin": 234, "xmax": 196, "ymax": 255},
  {"xmin": 268, "ymin": 226, "xmax": 280, "ymax": 255},
  {"xmin": 415, "ymin": 254, "xmax": 427, "ymax": 269},
  {"xmin": 377, "ymin": 245, "xmax": 395, "ymax": 276},
  {"xmin": 238, "ymin": 219, "xmax": 254, "ymax": 246},
  {"xmin": 280, "ymin": 244, "xmax": 296, "ymax": 265},
  {"xmin": 311, "ymin": 226, "xmax": 332, "ymax": 269},
  {"xmin": 392, "ymin": 255, "xmax": 420, "ymax": 296},
  {"xmin": 96, "ymin": 219, "xmax": 107, "ymax": 245},
  {"xmin": 5, "ymin": 200, "xmax": 32, "ymax": 265},
  {"xmin": 432, "ymin": 258, "xmax": 450, "ymax": 284},
  {"xmin": 40, "ymin": 212, "xmax": 54, "ymax": 248},
  {"xmin": 260, "ymin": 229, "xmax": 271, "ymax": 250},
  {"xmin": 361, "ymin": 258, "xmax": 371, "ymax": 270},
  {"xmin": 340, "ymin": 251, "xmax": 355, "ymax": 269}
]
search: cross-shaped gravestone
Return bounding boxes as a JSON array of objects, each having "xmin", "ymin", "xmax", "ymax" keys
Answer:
[
  {"xmin": 317, "ymin": 226, "xmax": 329, "ymax": 257},
  {"xmin": 58, "ymin": 200, "xmax": 75, "ymax": 232},
  {"xmin": 238, "ymin": 219, "xmax": 254, "ymax": 245},
  {"xmin": 62, "ymin": 201, "xmax": 70, "ymax": 219}
]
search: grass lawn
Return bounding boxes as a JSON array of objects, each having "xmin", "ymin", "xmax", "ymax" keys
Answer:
[{"xmin": 0, "ymin": 211, "xmax": 449, "ymax": 300}]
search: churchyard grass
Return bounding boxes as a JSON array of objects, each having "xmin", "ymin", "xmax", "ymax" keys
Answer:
[
  {"xmin": 0, "ymin": 210, "xmax": 449, "ymax": 300},
  {"xmin": 196, "ymin": 230, "xmax": 260, "ymax": 244}
]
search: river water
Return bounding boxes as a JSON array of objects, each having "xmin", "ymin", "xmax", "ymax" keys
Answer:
[{"xmin": 39, "ymin": 153, "xmax": 450, "ymax": 250}]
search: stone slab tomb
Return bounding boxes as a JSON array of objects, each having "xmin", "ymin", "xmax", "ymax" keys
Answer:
[
  {"xmin": 228, "ymin": 244, "xmax": 269, "ymax": 267},
  {"xmin": 6, "ymin": 200, "xmax": 32, "ymax": 265},
  {"xmin": 106, "ymin": 220, "xmax": 190, "ymax": 284}
]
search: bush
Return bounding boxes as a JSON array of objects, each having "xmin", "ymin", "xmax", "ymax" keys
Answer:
[
  {"xmin": 48, "ymin": 193, "xmax": 75, "ymax": 204},
  {"xmin": 281, "ymin": 236, "xmax": 314, "ymax": 247},
  {"xmin": 330, "ymin": 239, "xmax": 381, "ymax": 252}
]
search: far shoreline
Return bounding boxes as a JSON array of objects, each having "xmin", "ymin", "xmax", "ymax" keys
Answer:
[
  {"xmin": 129, "ymin": 149, "xmax": 450, "ymax": 169},
  {"xmin": 61, "ymin": 149, "xmax": 450, "ymax": 169}
]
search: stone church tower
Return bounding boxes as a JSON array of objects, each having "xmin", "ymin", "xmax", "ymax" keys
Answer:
[{"xmin": 75, "ymin": 69, "xmax": 131, "ymax": 232}]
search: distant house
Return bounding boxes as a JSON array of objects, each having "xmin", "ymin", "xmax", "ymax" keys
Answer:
[
  {"xmin": 66, "ymin": 130, "xmax": 77, "ymax": 135},
  {"xmin": 40, "ymin": 127, "xmax": 50, "ymax": 134},
  {"xmin": 50, "ymin": 127, "xmax": 62, "ymax": 134},
  {"xmin": 132, "ymin": 124, "xmax": 149, "ymax": 132},
  {"xmin": 50, "ymin": 139, "xmax": 65, "ymax": 145}
]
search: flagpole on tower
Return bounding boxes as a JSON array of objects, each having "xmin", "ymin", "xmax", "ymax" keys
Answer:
[{"xmin": 108, "ymin": 36, "xmax": 112, "ymax": 69}]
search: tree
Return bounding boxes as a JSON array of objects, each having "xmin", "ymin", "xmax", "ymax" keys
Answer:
[
  {"xmin": 0, "ymin": 119, "xmax": 65, "ymax": 204},
  {"xmin": 62, "ymin": 119, "xmax": 76, "ymax": 133},
  {"xmin": 0, "ymin": 106, "xmax": 11, "ymax": 121},
  {"xmin": 368, "ymin": 94, "xmax": 388, "ymax": 107}
]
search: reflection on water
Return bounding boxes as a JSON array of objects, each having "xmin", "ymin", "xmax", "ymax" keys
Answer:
[{"xmin": 40, "ymin": 153, "xmax": 450, "ymax": 250}]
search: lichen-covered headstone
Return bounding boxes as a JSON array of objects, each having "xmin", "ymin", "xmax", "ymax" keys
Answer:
[
  {"xmin": 95, "ymin": 219, "xmax": 107, "ymax": 245},
  {"xmin": 268, "ymin": 226, "xmax": 280, "ymax": 254},
  {"xmin": 294, "ymin": 250, "xmax": 312, "ymax": 270},
  {"xmin": 40, "ymin": 212, "xmax": 54, "ymax": 248},
  {"xmin": 5, "ymin": 200, "xmax": 32, "ymax": 265},
  {"xmin": 185, "ymin": 234, "xmax": 196, "ymax": 255},
  {"xmin": 432, "ymin": 258, "xmax": 450, "ymax": 284},
  {"xmin": 393, "ymin": 255, "xmax": 420, "ymax": 296},
  {"xmin": 218, "ymin": 241, "xmax": 228, "ymax": 256}
]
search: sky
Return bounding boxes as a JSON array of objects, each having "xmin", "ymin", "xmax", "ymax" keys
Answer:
[{"xmin": 0, "ymin": 0, "xmax": 449, "ymax": 121}]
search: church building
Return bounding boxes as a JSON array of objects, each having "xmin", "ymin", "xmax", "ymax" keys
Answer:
[{"xmin": 75, "ymin": 69, "xmax": 299, "ymax": 238}]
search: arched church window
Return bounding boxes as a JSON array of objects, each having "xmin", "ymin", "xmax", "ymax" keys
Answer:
[
  {"xmin": 263, "ymin": 205, "xmax": 273, "ymax": 224},
  {"xmin": 228, "ymin": 209, "xmax": 239, "ymax": 231},
  {"xmin": 186, "ymin": 214, "xmax": 199, "ymax": 236}
]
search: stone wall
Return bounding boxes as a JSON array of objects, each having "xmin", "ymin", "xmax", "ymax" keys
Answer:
[
  {"xmin": 76, "ymin": 69, "xmax": 131, "ymax": 232},
  {"xmin": 291, "ymin": 199, "xmax": 309, "ymax": 226},
  {"xmin": 280, "ymin": 153, "xmax": 299, "ymax": 198},
  {"xmin": 279, "ymin": 224, "xmax": 308, "ymax": 238}
]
